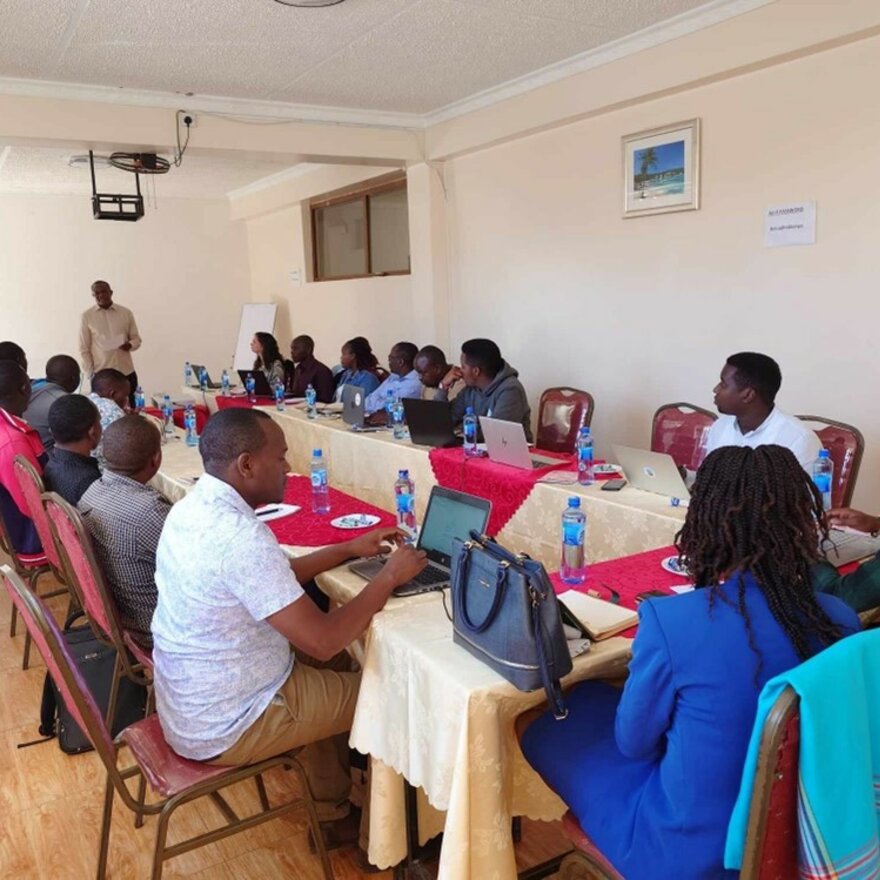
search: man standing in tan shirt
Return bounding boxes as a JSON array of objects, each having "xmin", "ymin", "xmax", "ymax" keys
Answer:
[{"xmin": 79, "ymin": 280, "xmax": 142, "ymax": 406}]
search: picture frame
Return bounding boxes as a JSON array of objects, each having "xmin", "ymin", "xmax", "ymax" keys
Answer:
[{"xmin": 622, "ymin": 118, "xmax": 701, "ymax": 218}]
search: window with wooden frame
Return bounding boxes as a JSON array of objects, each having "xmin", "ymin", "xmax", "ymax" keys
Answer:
[{"xmin": 310, "ymin": 175, "xmax": 410, "ymax": 281}]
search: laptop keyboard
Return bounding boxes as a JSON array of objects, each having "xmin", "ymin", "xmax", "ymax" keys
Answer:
[{"xmin": 410, "ymin": 564, "xmax": 448, "ymax": 586}]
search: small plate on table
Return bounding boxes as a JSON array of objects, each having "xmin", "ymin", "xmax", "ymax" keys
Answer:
[
  {"xmin": 660, "ymin": 555, "xmax": 689, "ymax": 577},
  {"xmin": 330, "ymin": 513, "xmax": 381, "ymax": 530},
  {"xmin": 592, "ymin": 464, "xmax": 623, "ymax": 475}
]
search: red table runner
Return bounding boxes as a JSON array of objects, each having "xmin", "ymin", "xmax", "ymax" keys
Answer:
[
  {"xmin": 216, "ymin": 395, "xmax": 275, "ymax": 410},
  {"xmin": 266, "ymin": 475, "xmax": 396, "ymax": 546},
  {"xmin": 143, "ymin": 404, "xmax": 210, "ymax": 432}
]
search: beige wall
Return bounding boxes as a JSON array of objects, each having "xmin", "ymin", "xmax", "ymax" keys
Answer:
[
  {"xmin": 0, "ymin": 193, "xmax": 250, "ymax": 396},
  {"xmin": 443, "ymin": 34, "xmax": 880, "ymax": 506}
]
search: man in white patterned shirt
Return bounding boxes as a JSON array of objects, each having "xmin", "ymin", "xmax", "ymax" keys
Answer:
[
  {"xmin": 151, "ymin": 408, "xmax": 426, "ymax": 847},
  {"xmin": 79, "ymin": 415, "xmax": 169, "ymax": 648}
]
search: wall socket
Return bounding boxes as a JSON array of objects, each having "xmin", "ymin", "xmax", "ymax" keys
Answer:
[{"xmin": 180, "ymin": 111, "xmax": 198, "ymax": 128}]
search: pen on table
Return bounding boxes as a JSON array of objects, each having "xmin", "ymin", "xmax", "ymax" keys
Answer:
[{"xmin": 257, "ymin": 506, "xmax": 281, "ymax": 517}]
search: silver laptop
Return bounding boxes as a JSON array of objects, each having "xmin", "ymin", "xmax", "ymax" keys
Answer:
[
  {"xmin": 341, "ymin": 384, "xmax": 367, "ymax": 427},
  {"xmin": 612, "ymin": 444, "xmax": 690, "ymax": 500},
  {"xmin": 480, "ymin": 416, "xmax": 559, "ymax": 469},
  {"xmin": 821, "ymin": 529, "xmax": 880, "ymax": 566},
  {"xmin": 349, "ymin": 486, "xmax": 491, "ymax": 597}
]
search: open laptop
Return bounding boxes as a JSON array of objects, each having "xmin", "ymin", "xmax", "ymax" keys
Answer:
[
  {"xmin": 612, "ymin": 444, "xmax": 690, "ymax": 500},
  {"xmin": 403, "ymin": 398, "xmax": 462, "ymax": 448},
  {"xmin": 480, "ymin": 416, "xmax": 559, "ymax": 469},
  {"xmin": 821, "ymin": 529, "xmax": 880, "ymax": 566},
  {"xmin": 237, "ymin": 369, "xmax": 273, "ymax": 397},
  {"xmin": 189, "ymin": 364, "xmax": 222, "ymax": 389},
  {"xmin": 349, "ymin": 486, "xmax": 491, "ymax": 597},
  {"xmin": 341, "ymin": 384, "xmax": 369, "ymax": 427}
]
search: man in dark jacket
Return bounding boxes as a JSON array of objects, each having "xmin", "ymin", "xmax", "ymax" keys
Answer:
[{"xmin": 436, "ymin": 338, "xmax": 532, "ymax": 442}]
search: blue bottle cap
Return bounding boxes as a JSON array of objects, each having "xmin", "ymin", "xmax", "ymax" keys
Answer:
[
  {"xmin": 466, "ymin": 406, "xmax": 474, "ymax": 415},
  {"xmin": 580, "ymin": 426, "xmax": 590, "ymax": 434},
  {"xmin": 399, "ymin": 469, "xmax": 409, "ymax": 478},
  {"xmin": 312, "ymin": 449, "xmax": 322, "ymax": 457},
  {"xmin": 568, "ymin": 496, "xmax": 581, "ymax": 508},
  {"xmin": 818, "ymin": 449, "xmax": 830, "ymax": 458}
]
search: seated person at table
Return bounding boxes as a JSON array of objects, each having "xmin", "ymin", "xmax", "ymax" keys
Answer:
[
  {"xmin": 437, "ymin": 338, "xmax": 532, "ymax": 442},
  {"xmin": 23, "ymin": 355, "xmax": 81, "ymax": 450},
  {"xmin": 706, "ymin": 351, "xmax": 820, "ymax": 470},
  {"xmin": 151, "ymin": 409, "xmax": 426, "ymax": 847},
  {"xmin": 0, "ymin": 340, "xmax": 27, "ymax": 371},
  {"xmin": 364, "ymin": 342, "xmax": 421, "ymax": 423},
  {"xmin": 88, "ymin": 368, "xmax": 129, "ymax": 465},
  {"xmin": 43, "ymin": 395, "xmax": 101, "ymax": 505},
  {"xmin": 0, "ymin": 362, "xmax": 47, "ymax": 561},
  {"xmin": 251, "ymin": 332, "xmax": 286, "ymax": 388},
  {"xmin": 414, "ymin": 345, "xmax": 463, "ymax": 401},
  {"xmin": 79, "ymin": 415, "xmax": 170, "ymax": 649},
  {"xmin": 333, "ymin": 337, "xmax": 382, "ymax": 400},
  {"xmin": 286, "ymin": 334, "xmax": 335, "ymax": 402},
  {"xmin": 520, "ymin": 445, "xmax": 858, "ymax": 880}
]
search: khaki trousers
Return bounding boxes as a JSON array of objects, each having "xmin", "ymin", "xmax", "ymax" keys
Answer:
[{"xmin": 214, "ymin": 652, "xmax": 360, "ymax": 822}]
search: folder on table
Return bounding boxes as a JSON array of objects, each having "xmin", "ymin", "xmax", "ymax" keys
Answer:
[{"xmin": 557, "ymin": 591, "xmax": 638, "ymax": 641}]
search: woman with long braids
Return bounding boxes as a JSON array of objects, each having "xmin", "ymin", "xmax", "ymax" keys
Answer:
[{"xmin": 521, "ymin": 445, "xmax": 859, "ymax": 880}]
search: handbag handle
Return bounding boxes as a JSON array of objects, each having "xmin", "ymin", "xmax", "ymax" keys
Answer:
[{"xmin": 454, "ymin": 540, "xmax": 510, "ymax": 634}]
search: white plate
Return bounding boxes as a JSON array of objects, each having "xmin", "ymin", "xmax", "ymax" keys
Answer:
[
  {"xmin": 330, "ymin": 513, "xmax": 381, "ymax": 530},
  {"xmin": 660, "ymin": 555, "xmax": 689, "ymax": 577}
]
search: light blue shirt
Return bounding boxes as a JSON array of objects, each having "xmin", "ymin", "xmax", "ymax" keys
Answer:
[
  {"xmin": 364, "ymin": 369, "xmax": 422, "ymax": 415},
  {"xmin": 151, "ymin": 474, "xmax": 304, "ymax": 760}
]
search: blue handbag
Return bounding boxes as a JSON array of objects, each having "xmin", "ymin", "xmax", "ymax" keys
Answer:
[{"xmin": 450, "ymin": 531, "xmax": 572, "ymax": 719}]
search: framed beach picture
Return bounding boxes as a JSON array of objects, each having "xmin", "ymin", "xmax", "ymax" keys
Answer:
[{"xmin": 622, "ymin": 118, "xmax": 700, "ymax": 218}]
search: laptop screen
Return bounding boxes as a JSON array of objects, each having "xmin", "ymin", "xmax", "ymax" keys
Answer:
[{"xmin": 418, "ymin": 487, "xmax": 491, "ymax": 567}]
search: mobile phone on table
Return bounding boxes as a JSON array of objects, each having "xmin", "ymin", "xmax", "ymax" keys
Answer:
[
  {"xmin": 601, "ymin": 478, "xmax": 627, "ymax": 491},
  {"xmin": 635, "ymin": 589, "xmax": 669, "ymax": 604}
]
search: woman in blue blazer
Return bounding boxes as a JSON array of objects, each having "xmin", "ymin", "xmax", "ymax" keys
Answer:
[{"xmin": 522, "ymin": 445, "xmax": 859, "ymax": 880}]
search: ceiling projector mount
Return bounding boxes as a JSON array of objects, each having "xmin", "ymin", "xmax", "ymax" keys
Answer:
[{"xmin": 87, "ymin": 149, "xmax": 169, "ymax": 222}]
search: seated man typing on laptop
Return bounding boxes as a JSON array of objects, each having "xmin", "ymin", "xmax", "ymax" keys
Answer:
[{"xmin": 151, "ymin": 409, "xmax": 426, "ymax": 857}]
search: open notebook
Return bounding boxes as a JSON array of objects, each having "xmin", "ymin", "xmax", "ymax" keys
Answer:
[{"xmin": 557, "ymin": 590, "xmax": 639, "ymax": 640}]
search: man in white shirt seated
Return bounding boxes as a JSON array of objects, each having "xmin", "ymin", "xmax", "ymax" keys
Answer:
[
  {"xmin": 151, "ymin": 408, "xmax": 426, "ymax": 850},
  {"xmin": 705, "ymin": 351, "xmax": 820, "ymax": 470}
]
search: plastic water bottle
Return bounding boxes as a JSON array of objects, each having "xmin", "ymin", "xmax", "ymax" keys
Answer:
[
  {"xmin": 392, "ymin": 400, "xmax": 406, "ymax": 440},
  {"xmin": 463, "ymin": 406, "xmax": 478, "ymax": 457},
  {"xmin": 133, "ymin": 385, "xmax": 145, "ymax": 412},
  {"xmin": 384, "ymin": 390, "xmax": 396, "ymax": 429},
  {"xmin": 184, "ymin": 361, "xmax": 193, "ymax": 387},
  {"xmin": 560, "ymin": 497, "xmax": 587, "ymax": 585},
  {"xmin": 305, "ymin": 384, "xmax": 317, "ymax": 419},
  {"xmin": 198, "ymin": 366, "xmax": 208, "ymax": 391},
  {"xmin": 245, "ymin": 372, "xmax": 256, "ymax": 404},
  {"xmin": 812, "ymin": 449, "xmax": 833, "ymax": 510},
  {"xmin": 576, "ymin": 427, "xmax": 594, "ymax": 486},
  {"xmin": 184, "ymin": 404, "xmax": 198, "ymax": 447},
  {"xmin": 161, "ymin": 394, "xmax": 174, "ymax": 442},
  {"xmin": 310, "ymin": 449, "xmax": 330, "ymax": 514},
  {"xmin": 394, "ymin": 469, "xmax": 417, "ymax": 544},
  {"xmin": 221, "ymin": 369, "xmax": 230, "ymax": 395},
  {"xmin": 274, "ymin": 379, "xmax": 286, "ymax": 412}
]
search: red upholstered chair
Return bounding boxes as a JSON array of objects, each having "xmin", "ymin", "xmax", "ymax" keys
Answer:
[
  {"xmin": 536, "ymin": 388, "xmax": 595, "ymax": 454},
  {"xmin": 738, "ymin": 687, "xmax": 800, "ymax": 880},
  {"xmin": 796, "ymin": 416, "xmax": 864, "ymax": 508},
  {"xmin": 0, "ymin": 564, "xmax": 334, "ymax": 880},
  {"xmin": 651, "ymin": 402, "xmax": 717, "ymax": 472}
]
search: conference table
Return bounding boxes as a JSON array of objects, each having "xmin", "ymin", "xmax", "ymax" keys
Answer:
[{"xmin": 152, "ymin": 429, "xmax": 686, "ymax": 879}]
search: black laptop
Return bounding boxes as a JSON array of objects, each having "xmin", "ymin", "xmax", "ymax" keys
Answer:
[
  {"xmin": 189, "ymin": 364, "xmax": 222, "ymax": 389},
  {"xmin": 402, "ymin": 398, "xmax": 463, "ymax": 448},
  {"xmin": 237, "ymin": 369, "xmax": 273, "ymax": 397}
]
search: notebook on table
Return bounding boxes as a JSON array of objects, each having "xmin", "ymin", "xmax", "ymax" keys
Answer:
[
  {"xmin": 821, "ymin": 528, "xmax": 880, "ymax": 566},
  {"xmin": 557, "ymin": 591, "xmax": 639, "ymax": 640}
]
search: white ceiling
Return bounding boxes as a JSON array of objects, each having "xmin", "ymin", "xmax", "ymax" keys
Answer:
[{"xmin": 0, "ymin": 0, "xmax": 746, "ymax": 117}]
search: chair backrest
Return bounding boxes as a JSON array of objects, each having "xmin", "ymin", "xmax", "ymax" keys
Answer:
[
  {"xmin": 1, "ymin": 564, "xmax": 116, "ymax": 760},
  {"xmin": 738, "ymin": 687, "xmax": 800, "ymax": 880},
  {"xmin": 12, "ymin": 455, "xmax": 63, "ymax": 574},
  {"xmin": 536, "ymin": 387, "xmax": 595, "ymax": 454},
  {"xmin": 651, "ymin": 402, "xmax": 717, "ymax": 472},
  {"xmin": 796, "ymin": 415, "xmax": 864, "ymax": 508},
  {"xmin": 44, "ymin": 492, "xmax": 125, "ymax": 652}
]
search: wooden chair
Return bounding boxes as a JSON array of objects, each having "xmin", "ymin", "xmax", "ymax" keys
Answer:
[
  {"xmin": 1, "ymin": 563, "xmax": 334, "ymax": 880},
  {"xmin": 796, "ymin": 415, "xmax": 864, "ymax": 508},
  {"xmin": 651, "ymin": 402, "xmax": 717, "ymax": 472},
  {"xmin": 536, "ymin": 387, "xmax": 595, "ymax": 454}
]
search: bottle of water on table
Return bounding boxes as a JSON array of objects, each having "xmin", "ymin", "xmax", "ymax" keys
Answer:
[
  {"xmin": 133, "ymin": 385, "xmax": 145, "ymax": 413},
  {"xmin": 161, "ymin": 394, "xmax": 174, "ymax": 442},
  {"xmin": 274, "ymin": 378, "xmax": 286, "ymax": 412},
  {"xmin": 184, "ymin": 361, "xmax": 193, "ymax": 387},
  {"xmin": 305, "ymin": 383, "xmax": 317, "ymax": 419},
  {"xmin": 463, "ymin": 406, "xmax": 478, "ymax": 457},
  {"xmin": 576, "ymin": 427, "xmax": 594, "ymax": 486},
  {"xmin": 221, "ymin": 369, "xmax": 230, "ymax": 396},
  {"xmin": 392, "ymin": 400, "xmax": 406, "ymax": 440},
  {"xmin": 184, "ymin": 404, "xmax": 198, "ymax": 447},
  {"xmin": 198, "ymin": 366, "xmax": 208, "ymax": 391},
  {"xmin": 311, "ymin": 449, "xmax": 330, "ymax": 514},
  {"xmin": 560, "ymin": 496, "xmax": 586, "ymax": 585},
  {"xmin": 246, "ymin": 372, "xmax": 256, "ymax": 404},
  {"xmin": 394, "ymin": 469, "xmax": 417, "ymax": 544},
  {"xmin": 384, "ymin": 390, "xmax": 396, "ymax": 429},
  {"xmin": 812, "ymin": 448, "xmax": 833, "ymax": 510}
]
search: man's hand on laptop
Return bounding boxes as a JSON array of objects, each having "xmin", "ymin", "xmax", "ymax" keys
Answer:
[
  {"xmin": 827, "ymin": 508, "xmax": 880, "ymax": 535},
  {"xmin": 347, "ymin": 527, "xmax": 407, "ymax": 559},
  {"xmin": 381, "ymin": 545, "xmax": 428, "ymax": 588}
]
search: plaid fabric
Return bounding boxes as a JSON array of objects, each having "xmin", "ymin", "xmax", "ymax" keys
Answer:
[{"xmin": 78, "ymin": 471, "xmax": 171, "ymax": 646}]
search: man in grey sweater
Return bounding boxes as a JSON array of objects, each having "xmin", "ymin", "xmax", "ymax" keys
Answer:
[{"xmin": 436, "ymin": 338, "xmax": 532, "ymax": 442}]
